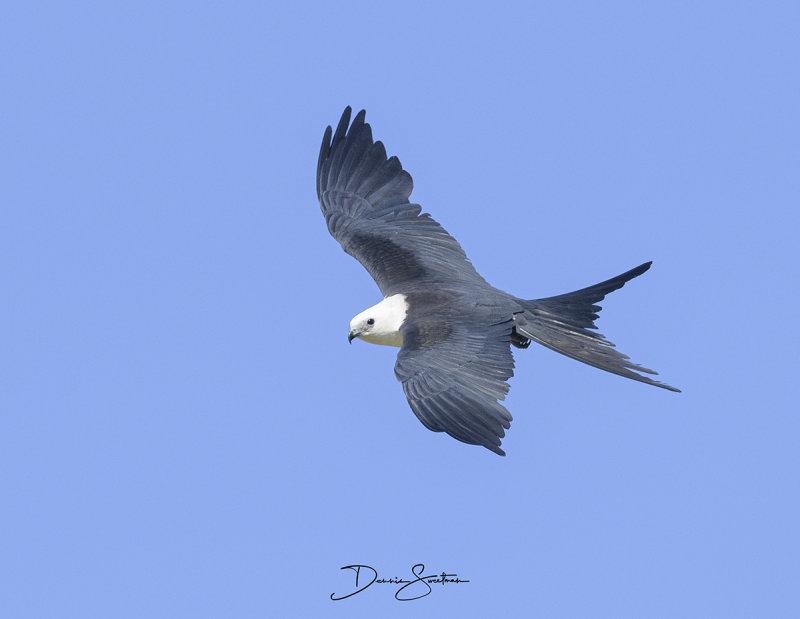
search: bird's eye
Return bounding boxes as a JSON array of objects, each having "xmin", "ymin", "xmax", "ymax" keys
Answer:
[{"xmin": 367, "ymin": 318, "xmax": 375, "ymax": 325}]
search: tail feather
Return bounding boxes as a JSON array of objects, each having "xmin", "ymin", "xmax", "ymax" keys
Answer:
[{"xmin": 514, "ymin": 262, "xmax": 680, "ymax": 392}]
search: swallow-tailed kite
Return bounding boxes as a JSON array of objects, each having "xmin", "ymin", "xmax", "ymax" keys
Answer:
[{"xmin": 316, "ymin": 107, "xmax": 679, "ymax": 456}]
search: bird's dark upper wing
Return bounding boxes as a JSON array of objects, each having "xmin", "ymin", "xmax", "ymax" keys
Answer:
[
  {"xmin": 317, "ymin": 107, "xmax": 486, "ymax": 297},
  {"xmin": 394, "ymin": 311, "xmax": 516, "ymax": 456}
]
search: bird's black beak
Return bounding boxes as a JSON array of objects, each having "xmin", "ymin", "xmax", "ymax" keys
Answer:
[{"xmin": 348, "ymin": 330, "xmax": 360, "ymax": 344}]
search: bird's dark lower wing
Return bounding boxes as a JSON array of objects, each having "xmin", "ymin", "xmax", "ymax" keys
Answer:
[{"xmin": 395, "ymin": 314, "xmax": 516, "ymax": 456}]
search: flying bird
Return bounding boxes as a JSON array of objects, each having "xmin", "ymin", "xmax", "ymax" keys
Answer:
[{"xmin": 316, "ymin": 107, "xmax": 679, "ymax": 456}]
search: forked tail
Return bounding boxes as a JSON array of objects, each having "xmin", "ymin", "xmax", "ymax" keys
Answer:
[{"xmin": 513, "ymin": 261, "xmax": 680, "ymax": 392}]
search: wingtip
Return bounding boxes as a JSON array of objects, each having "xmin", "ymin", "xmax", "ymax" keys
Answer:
[
  {"xmin": 331, "ymin": 106, "xmax": 370, "ymax": 145},
  {"xmin": 332, "ymin": 106, "xmax": 353, "ymax": 145},
  {"xmin": 352, "ymin": 107, "xmax": 367, "ymax": 126}
]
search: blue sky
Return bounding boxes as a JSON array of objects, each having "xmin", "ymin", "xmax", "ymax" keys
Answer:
[{"xmin": 2, "ymin": 1, "xmax": 798, "ymax": 617}]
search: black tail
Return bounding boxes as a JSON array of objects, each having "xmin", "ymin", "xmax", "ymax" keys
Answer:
[{"xmin": 513, "ymin": 262, "xmax": 680, "ymax": 392}]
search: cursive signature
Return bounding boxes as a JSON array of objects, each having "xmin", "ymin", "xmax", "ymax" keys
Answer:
[{"xmin": 331, "ymin": 563, "xmax": 470, "ymax": 601}]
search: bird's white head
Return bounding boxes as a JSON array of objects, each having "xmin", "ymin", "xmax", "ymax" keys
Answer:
[{"xmin": 348, "ymin": 294, "xmax": 408, "ymax": 348}]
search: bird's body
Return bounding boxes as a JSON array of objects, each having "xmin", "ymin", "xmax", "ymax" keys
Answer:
[{"xmin": 317, "ymin": 107, "xmax": 678, "ymax": 456}]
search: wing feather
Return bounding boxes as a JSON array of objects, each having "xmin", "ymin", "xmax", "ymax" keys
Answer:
[
  {"xmin": 317, "ymin": 107, "xmax": 486, "ymax": 296},
  {"xmin": 395, "ymin": 315, "xmax": 515, "ymax": 456}
]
